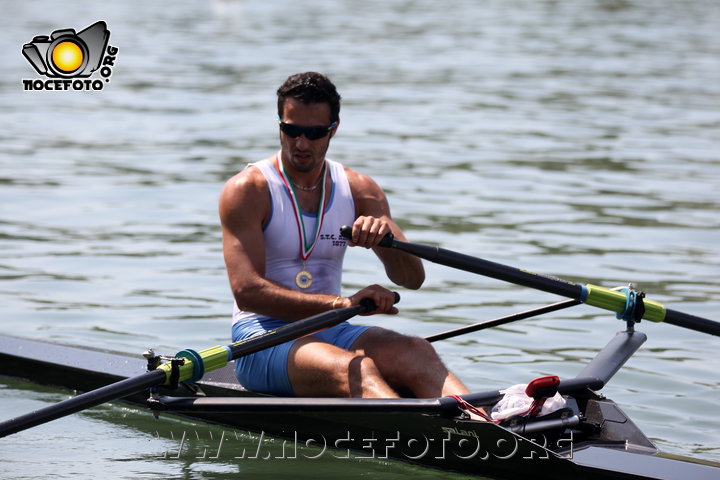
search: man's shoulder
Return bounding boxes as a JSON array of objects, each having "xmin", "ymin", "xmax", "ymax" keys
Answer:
[
  {"xmin": 342, "ymin": 164, "xmax": 382, "ymax": 195},
  {"xmin": 222, "ymin": 159, "xmax": 271, "ymax": 195},
  {"xmin": 219, "ymin": 160, "xmax": 272, "ymax": 218}
]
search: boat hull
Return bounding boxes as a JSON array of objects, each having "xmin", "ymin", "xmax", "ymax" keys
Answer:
[{"xmin": 1, "ymin": 334, "xmax": 718, "ymax": 479}]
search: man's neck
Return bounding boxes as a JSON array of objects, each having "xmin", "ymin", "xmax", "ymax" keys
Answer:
[{"xmin": 277, "ymin": 154, "xmax": 326, "ymax": 190}]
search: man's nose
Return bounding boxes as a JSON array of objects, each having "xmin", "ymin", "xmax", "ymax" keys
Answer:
[{"xmin": 295, "ymin": 134, "xmax": 311, "ymax": 147}]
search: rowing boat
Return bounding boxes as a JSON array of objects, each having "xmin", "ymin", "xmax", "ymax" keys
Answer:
[
  {"xmin": 1, "ymin": 232, "xmax": 719, "ymax": 479},
  {"xmin": 0, "ymin": 328, "xmax": 717, "ymax": 479}
]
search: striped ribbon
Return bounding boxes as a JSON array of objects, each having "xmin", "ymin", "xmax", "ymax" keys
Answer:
[{"xmin": 275, "ymin": 153, "xmax": 328, "ymax": 261}]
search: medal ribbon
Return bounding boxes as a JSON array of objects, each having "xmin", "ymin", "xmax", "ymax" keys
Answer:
[{"xmin": 275, "ymin": 154, "xmax": 328, "ymax": 262}]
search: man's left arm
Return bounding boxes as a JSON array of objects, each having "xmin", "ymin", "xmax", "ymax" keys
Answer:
[{"xmin": 346, "ymin": 168, "xmax": 425, "ymax": 290}]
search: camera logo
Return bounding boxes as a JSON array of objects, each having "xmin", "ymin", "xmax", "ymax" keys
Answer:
[{"xmin": 22, "ymin": 21, "xmax": 119, "ymax": 91}]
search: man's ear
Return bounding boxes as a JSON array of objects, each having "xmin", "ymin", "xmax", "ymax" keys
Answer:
[{"xmin": 329, "ymin": 118, "xmax": 340, "ymax": 138}]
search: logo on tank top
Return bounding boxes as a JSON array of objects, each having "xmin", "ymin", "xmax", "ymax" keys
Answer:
[{"xmin": 319, "ymin": 233, "xmax": 347, "ymax": 247}]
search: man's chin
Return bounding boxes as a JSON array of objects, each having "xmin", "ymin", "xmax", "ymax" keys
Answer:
[{"xmin": 291, "ymin": 155, "xmax": 318, "ymax": 172}]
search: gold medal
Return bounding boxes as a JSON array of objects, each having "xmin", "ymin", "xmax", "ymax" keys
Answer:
[{"xmin": 295, "ymin": 269, "xmax": 313, "ymax": 289}]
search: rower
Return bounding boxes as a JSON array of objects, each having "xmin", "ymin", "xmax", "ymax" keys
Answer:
[{"xmin": 219, "ymin": 72, "xmax": 472, "ymax": 400}]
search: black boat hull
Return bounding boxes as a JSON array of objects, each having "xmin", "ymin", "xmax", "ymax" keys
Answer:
[{"xmin": 1, "ymin": 334, "xmax": 718, "ymax": 479}]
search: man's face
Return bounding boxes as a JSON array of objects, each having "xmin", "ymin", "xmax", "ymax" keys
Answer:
[{"xmin": 279, "ymin": 97, "xmax": 338, "ymax": 173}]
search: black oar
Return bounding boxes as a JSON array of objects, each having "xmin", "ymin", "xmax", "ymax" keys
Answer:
[
  {"xmin": 341, "ymin": 226, "xmax": 719, "ymax": 337},
  {"xmin": 0, "ymin": 295, "xmax": 397, "ymax": 438}
]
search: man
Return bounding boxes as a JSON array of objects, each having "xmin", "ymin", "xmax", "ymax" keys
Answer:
[{"xmin": 220, "ymin": 72, "xmax": 469, "ymax": 399}]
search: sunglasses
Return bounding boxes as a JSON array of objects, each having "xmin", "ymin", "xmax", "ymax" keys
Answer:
[{"xmin": 278, "ymin": 118, "xmax": 337, "ymax": 140}]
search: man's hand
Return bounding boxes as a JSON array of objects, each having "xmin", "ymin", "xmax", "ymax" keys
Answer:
[
  {"xmin": 347, "ymin": 216, "xmax": 392, "ymax": 249},
  {"xmin": 342, "ymin": 284, "xmax": 399, "ymax": 315}
]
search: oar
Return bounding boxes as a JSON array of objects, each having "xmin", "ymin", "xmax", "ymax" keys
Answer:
[
  {"xmin": 340, "ymin": 226, "xmax": 719, "ymax": 337},
  {"xmin": 0, "ymin": 295, "xmax": 397, "ymax": 438}
]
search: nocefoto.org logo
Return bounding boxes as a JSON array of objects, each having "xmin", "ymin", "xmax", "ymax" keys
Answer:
[{"xmin": 22, "ymin": 20, "xmax": 118, "ymax": 91}]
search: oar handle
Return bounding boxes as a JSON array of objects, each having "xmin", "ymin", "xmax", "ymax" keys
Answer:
[
  {"xmin": 340, "ymin": 225, "xmax": 395, "ymax": 248},
  {"xmin": 359, "ymin": 293, "xmax": 401, "ymax": 313}
]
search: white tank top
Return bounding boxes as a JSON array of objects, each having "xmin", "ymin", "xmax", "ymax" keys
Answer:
[{"xmin": 232, "ymin": 156, "xmax": 356, "ymax": 324}]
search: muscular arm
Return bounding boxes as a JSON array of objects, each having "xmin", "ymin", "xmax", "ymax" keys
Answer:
[{"xmin": 346, "ymin": 167, "xmax": 425, "ymax": 290}]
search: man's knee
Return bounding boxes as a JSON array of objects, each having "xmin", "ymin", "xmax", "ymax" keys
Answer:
[
  {"xmin": 318, "ymin": 353, "xmax": 383, "ymax": 396},
  {"xmin": 346, "ymin": 354, "xmax": 394, "ymax": 397},
  {"xmin": 387, "ymin": 334, "xmax": 439, "ymax": 362},
  {"xmin": 347, "ymin": 353, "xmax": 379, "ymax": 381}
]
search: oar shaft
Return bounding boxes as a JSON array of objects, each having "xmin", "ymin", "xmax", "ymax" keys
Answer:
[
  {"xmin": 0, "ymin": 369, "xmax": 166, "ymax": 438},
  {"xmin": 227, "ymin": 300, "xmax": 379, "ymax": 360},
  {"xmin": 391, "ymin": 239, "xmax": 583, "ymax": 300},
  {"xmin": 173, "ymin": 296, "xmax": 398, "ymax": 385},
  {"xmin": 664, "ymin": 309, "xmax": 720, "ymax": 336}
]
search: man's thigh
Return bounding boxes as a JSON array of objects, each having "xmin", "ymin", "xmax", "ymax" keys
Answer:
[
  {"xmin": 349, "ymin": 327, "xmax": 439, "ymax": 386},
  {"xmin": 349, "ymin": 326, "xmax": 416, "ymax": 360},
  {"xmin": 312, "ymin": 321, "xmax": 372, "ymax": 350},
  {"xmin": 287, "ymin": 337, "xmax": 363, "ymax": 396}
]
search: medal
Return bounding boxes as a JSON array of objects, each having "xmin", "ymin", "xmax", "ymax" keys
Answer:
[
  {"xmin": 276, "ymin": 154, "xmax": 328, "ymax": 290},
  {"xmin": 295, "ymin": 269, "xmax": 313, "ymax": 289}
]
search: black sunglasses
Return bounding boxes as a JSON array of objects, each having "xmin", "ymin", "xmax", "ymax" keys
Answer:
[{"xmin": 278, "ymin": 118, "xmax": 337, "ymax": 140}]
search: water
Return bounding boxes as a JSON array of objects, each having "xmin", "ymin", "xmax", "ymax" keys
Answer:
[{"xmin": 1, "ymin": 0, "xmax": 719, "ymax": 477}]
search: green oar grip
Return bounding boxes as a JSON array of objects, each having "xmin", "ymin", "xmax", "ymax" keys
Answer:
[
  {"xmin": 584, "ymin": 284, "xmax": 666, "ymax": 323},
  {"xmin": 159, "ymin": 345, "xmax": 232, "ymax": 386}
]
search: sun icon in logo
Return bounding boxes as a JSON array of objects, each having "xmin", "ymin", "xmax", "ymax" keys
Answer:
[{"xmin": 51, "ymin": 41, "xmax": 85, "ymax": 73}]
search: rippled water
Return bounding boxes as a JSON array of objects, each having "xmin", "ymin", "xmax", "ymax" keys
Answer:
[{"xmin": 1, "ymin": 0, "xmax": 719, "ymax": 478}]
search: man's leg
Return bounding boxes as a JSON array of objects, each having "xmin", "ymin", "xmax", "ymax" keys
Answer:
[
  {"xmin": 287, "ymin": 336, "xmax": 401, "ymax": 398},
  {"xmin": 350, "ymin": 327, "xmax": 470, "ymax": 398}
]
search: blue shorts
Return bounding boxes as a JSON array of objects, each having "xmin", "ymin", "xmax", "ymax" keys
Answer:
[{"xmin": 232, "ymin": 319, "xmax": 372, "ymax": 396}]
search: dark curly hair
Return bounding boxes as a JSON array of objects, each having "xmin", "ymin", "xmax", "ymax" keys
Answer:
[{"xmin": 277, "ymin": 72, "xmax": 341, "ymax": 123}]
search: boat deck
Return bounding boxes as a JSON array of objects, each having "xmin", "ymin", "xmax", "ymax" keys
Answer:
[{"xmin": 0, "ymin": 334, "xmax": 251, "ymax": 404}]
